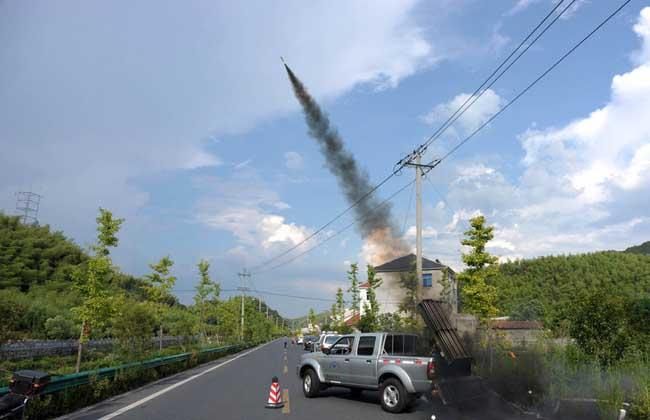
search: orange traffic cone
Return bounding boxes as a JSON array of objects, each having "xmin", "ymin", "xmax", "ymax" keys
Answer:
[{"xmin": 265, "ymin": 376, "xmax": 284, "ymax": 409}]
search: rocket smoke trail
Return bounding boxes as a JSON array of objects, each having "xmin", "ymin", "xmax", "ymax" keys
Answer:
[{"xmin": 283, "ymin": 62, "xmax": 409, "ymax": 264}]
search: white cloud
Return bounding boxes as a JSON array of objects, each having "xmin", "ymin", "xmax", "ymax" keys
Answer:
[
  {"xmin": 505, "ymin": 0, "xmax": 587, "ymax": 19},
  {"xmin": 421, "ymin": 89, "xmax": 504, "ymax": 136},
  {"xmin": 194, "ymin": 169, "xmax": 311, "ymax": 262},
  {"xmin": 505, "ymin": 0, "xmax": 543, "ymax": 16},
  {"xmin": 284, "ymin": 151, "xmax": 304, "ymax": 171},
  {"xmin": 425, "ymin": 8, "xmax": 650, "ymax": 265},
  {"xmin": 0, "ymin": 0, "xmax": 440, "ymax": 247}
]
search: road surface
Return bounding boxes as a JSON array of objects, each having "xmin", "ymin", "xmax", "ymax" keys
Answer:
[{"xmin": 58, "ymin": 339, "xmax": 533, "ymax": 420}]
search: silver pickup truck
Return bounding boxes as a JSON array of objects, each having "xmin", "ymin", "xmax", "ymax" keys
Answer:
[{"xmin": 297, "ymin": 332, "xmax": 434, "ymax": 413}]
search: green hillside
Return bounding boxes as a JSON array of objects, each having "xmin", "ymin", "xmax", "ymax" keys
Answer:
[
  {"xmin": 0, "ymin": 213, "xmax": 87, "ymax": 291},
  {"xmin": 625, "ymin": 241, "xmax": 650, "ymax": 255},
  {"xmin": 490, "ymin": 251, "xmax": 650, "ymax": 330}
]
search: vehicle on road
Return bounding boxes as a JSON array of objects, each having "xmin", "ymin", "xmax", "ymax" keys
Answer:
[
  {"xmin": 303, "ymin": 335, "xmax": 318, "ymax": 351},
  {"xmin": 297, "ymin": 336, "xmax": 304, "ymax": 344},
  {"xmin": 297, "ymin": 332, "xmax": 435, "ymax": 413},
  {"xmin": 317, "ymin": 334, "xmax": 341, "ymax": 353}
]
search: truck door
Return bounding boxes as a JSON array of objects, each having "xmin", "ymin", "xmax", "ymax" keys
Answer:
[
  {"xmin": 348, "ymin": 335, "xmax": 378, "ymax": 387},
  {"xmin": 322, "ymin": 336, "xmax": 355, "ymax": 384}
]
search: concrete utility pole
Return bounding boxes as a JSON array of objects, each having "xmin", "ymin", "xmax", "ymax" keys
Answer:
[
  {"xmin": 237, "ymin": 269, "xmax": 251, "ymax": 341},
  {"xmin": 415, "ymin": 153, "xmax": 423, "ymax": 300},
  {"xmin": 405, "ymin": 154, "xmax": 439, "ymax": 303}
]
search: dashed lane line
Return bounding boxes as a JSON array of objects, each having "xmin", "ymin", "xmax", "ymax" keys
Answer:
[{"xmin": 282, "ymin": 389, "xmax": 290, "ymax": 414}]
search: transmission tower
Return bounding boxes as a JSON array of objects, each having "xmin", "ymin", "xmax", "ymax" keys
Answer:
[{"xmin": 15, "ymin": 191, "xmax": 42, "ymax": 225}]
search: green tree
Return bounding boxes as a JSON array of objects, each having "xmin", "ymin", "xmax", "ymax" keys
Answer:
[
  {"xmin": 347, "ymin": 263, "xmax": 360, "ymax": 317},
  {"xmin": 329, "ymin": 288, "xmax": 345, "ymax": 331},
  {"xmin": 194, "ymin": 260, "xmax": 220, "ymax": 343},
  {"xmin": 112, "ymin": 298, "xmax": 156, "ymax": 355},
  {"xmin": 569, "ymin": 290, "xmax": 631, "ymax": 366},
  {"xmin": 438, "ymin": 267, "xmax": 453, "ymax": 305},
  {"xmin": 143, "ymin": 256, "xmax": 177, "ymax": 351},
  {"xmin": 398, "ymin": 262, "xmax": 419, "ymax": 329},
  {"xmin": 359, "ymin": 264, "xmax": 382, "ymax": 332},
  {"xmin": 71, "ymin": 208, "xmax": 123, "ymax": 372},
  {"xmin": 457, "ymin": 215, "xmax": 499, "ymax": 321},
  {"xmin": 308, "ymin": 308, "xmax": 317, "ymax": 334}
]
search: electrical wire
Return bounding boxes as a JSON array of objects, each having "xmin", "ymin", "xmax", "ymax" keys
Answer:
[
  {"xmin": 248, "ymin": 0, "xmax": 630, "ymax": 278},
  {"xmin": 405, "ymin": 0, "xmax": 578, "ymax": 161},
  {"xmin": 432, "ymin": 0, "xmax": 633, "ymax": 169},
  {"xmin": 252, "ymin": 176, "xmax": 418, "ymax": 275},
  {"xmin": 253, "ymin": 2, "xmax": 576, "ymax": 273},
  {"xmin": 400, "ymin": 182, "xmax": 416, "ymax": 236}
]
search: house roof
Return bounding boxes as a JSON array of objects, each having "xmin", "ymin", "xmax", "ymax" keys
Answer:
[
  {"xmin": 344, "ymin": 313, "xmax": 360, "ymax": 326},
  {"xmin": 359, "ymin": 282, "xmax": 370, "ymax": 288},
  {"xmin": 375, "ymin": 253, "xmax": 448, "ymax": 273},
  {"xmin": 491, "ymin": 320, "xmax": 543, "ymax": 330}
]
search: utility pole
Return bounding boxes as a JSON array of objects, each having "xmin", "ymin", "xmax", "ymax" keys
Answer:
[
  {"xmin": 266, "ymin": 305, "xmax": 269, "ymax": 318},
  {"xmin": 405, "ymin": 154, "xmax": 438, "ymax": 304},
  {"xmin": 237, "ymin": 269, "xmax": 251, "ymax": 341},
  {"xmin": 258, "ymin": 297, "xmax": 261, "ymax": 312}
]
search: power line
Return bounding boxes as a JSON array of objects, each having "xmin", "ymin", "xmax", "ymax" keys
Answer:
[
  {"xmin": 400, "ymin": 182, "xmax": 416, "ymax": 236},
  {"xmin": 405, "ymin": 0, "xmax": 581, "ymax": 165},
  {"xmin": 252, "ymin": 177, "xmax": 417, "ymax": 275},
  {"xmin": 429, "ymin": 0, "xmax": 633, "ymax": 169},
  {"xmin": 398, "ymin": 0, "xmax": 574, "ymax": 167},
  {"xmin": 253, "ymin": 2, "xmax": 575, "ymax": 273},
  {"xmin": 254, "ymin": 0, "xmax": 631, "ymax": 275},
  {"xmin": 248, "ymin": 170, "xmax": 398, "ymax": 272}
]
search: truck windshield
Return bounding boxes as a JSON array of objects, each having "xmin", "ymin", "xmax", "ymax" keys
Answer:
[
  {"xmin": 383, "ymin": 334, "xmax": 419, "ymax": 356},
  {"xmin": 324, "ymin": 335, "xmax": 340, "ymax": 344}
]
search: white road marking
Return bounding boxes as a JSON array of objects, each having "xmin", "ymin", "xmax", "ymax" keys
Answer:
[{"xmin": 97, "ymin": 341, "xmax": 276, "ymax": 420}]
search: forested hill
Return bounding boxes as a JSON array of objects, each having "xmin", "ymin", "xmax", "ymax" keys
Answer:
[
  {"xmin": 0, "ymin": 213, "xmax": 87, "ymax": 291},
  {"xmin": 625, "ymin": 241, "xmax": 650, "ymax": 255},
  {"xmin": 0, "ymin": 213, "xmax": 146, "ymax": 296},
  {"xmin": 491, "ymin": 251, "xmax": 650, "ymax": 328}
]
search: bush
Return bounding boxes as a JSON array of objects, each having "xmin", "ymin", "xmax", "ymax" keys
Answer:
[
  {"xmin": 112, "ymin": 301, "xmax": 156, "ymax": 355},
  {"xmin": 44, "ymin": 316, "xmax": 77, "ymax": 339}
]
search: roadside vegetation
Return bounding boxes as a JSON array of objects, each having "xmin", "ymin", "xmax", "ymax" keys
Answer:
[{"xmin": 0, "ymin": 211, "xmax": 288, "ymax": 374}]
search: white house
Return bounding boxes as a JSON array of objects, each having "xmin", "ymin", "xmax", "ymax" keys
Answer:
[{"xmin": 373, "ymin": 253, "xmax": 457, "ymax": 315}]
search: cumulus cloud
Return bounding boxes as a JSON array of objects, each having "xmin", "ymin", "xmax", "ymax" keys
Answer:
[
  {"xmin": 195, "ymin": 169, "xmax": 310, "ymax": 262},
  {"xmin": 0, "ymin": 0, "xmax": 439, "ymax": 247},
  {"xmin": 284, "ymin": 151, "xmax": 304, "ymax": 171},
  {"xmin": 424, "ymin": 8, "xmax": 650, "ymax": 267},
  {"xmin": 421, "ymin": 89, "xmax": 504, "ymax": 136}
]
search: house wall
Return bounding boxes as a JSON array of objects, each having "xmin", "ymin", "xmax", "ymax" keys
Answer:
[{"xmin": 375, "ymin": 269, "xmax": 457, "ymax": 315}]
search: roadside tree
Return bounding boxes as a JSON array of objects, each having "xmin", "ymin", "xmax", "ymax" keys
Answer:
[
  {"xmin": 71, "ymin": 208, "xmax": 123, "ymax": 372},
  {"xmin": 143, "ymin": 256, "xmax": 177, "ymax": 351}
]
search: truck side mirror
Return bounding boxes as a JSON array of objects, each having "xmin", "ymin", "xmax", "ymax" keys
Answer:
[{"xmin": 323, "ymin": 347, "xmax": 330, "ymax": 355}]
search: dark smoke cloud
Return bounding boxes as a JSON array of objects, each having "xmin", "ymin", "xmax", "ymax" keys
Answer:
[{"xmin": 284, "ymin": 64, "xmax": 409, "ymax": 262}]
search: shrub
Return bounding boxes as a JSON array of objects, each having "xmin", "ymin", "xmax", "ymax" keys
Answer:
[{"xmin": 44, "ymin": 315, "xmax": 77, "ymax": 339}]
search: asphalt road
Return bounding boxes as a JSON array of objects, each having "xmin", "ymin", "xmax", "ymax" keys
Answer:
[{"xmin": 58, "ymin": 339, "xmax": 533, "ymax": 420}]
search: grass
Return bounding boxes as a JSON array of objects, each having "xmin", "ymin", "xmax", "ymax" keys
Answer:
[
  {"xmin": 0, "ymin": 340, "xmax": 237, "ymax": 388},
  {"xmin": 468, "ymin": 334, "xmax": 650, "ymax": 419}
]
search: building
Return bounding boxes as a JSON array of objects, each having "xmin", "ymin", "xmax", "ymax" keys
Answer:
[
  {"xmin": 374, "ymin": 253, "xmax": 457, "ymax": 315},
  {"xmin": 341, "ymin": 282, "xmax": 369, "ymax": 325}
]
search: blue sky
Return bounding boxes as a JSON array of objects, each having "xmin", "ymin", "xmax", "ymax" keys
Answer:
[{"xmin": 1, "ymin": 1, "xmax": 649, "ymax": 318}]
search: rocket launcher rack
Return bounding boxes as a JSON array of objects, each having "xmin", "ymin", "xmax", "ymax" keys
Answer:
[{"xmin": 418, "ymin": 299, "xmax": 472, "ymax": 374}]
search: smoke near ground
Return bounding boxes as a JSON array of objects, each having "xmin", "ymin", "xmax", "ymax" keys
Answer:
[{"xmin": 284, "ymin": 63, "xmax": 409, "ymax": 264}]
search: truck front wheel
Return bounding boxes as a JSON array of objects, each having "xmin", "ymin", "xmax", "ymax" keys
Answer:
[
  {"xmin": 379, "ymin": 378, "xmax": 408, "ymax": 413},
  {"xmin": 302, "ymin": 368, "xmax": 320, "ymax": 398}
]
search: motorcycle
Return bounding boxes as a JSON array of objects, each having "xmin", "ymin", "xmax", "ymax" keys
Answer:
[{"xmin": 0, "ymin": 370, "xmax": 50, "ymax": 419}]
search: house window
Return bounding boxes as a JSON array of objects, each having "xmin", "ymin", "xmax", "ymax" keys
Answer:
[{"xmin": 422, "ymin": 273, "xmax": 432, "ymax": 287}]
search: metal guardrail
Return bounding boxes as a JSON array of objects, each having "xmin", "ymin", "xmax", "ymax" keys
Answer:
[{"xmin": 0, "ymin": 343, "xmax": 252, "ymax": 397}]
